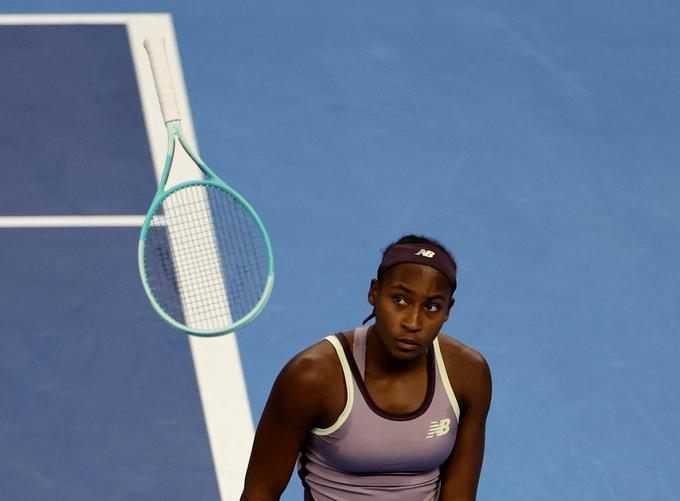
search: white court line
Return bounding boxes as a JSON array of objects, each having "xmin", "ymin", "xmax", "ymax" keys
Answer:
[
  {"xmin": 0, "ymin": 14, "xmax": 254, "ymax": 501},
  {"xmin": 0, "ymin": 215, "xmax": 145, "ymax": 227}
]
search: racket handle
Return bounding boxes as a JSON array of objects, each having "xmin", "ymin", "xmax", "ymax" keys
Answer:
[{"xmin": 144, "ymin": 37, "xmax": 181, "ymax": 123}]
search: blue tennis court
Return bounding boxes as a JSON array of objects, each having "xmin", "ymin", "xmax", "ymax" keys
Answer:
[{"xmin": 1, "ymin": 3, "xmax": 679, "ymax": 500}]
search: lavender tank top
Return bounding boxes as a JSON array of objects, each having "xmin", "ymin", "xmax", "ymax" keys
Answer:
[{"xmin": 298, "ymin": 326, "xmax": 460, "ymax": 500}]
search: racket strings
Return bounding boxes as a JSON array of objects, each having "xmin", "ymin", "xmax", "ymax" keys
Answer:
[{"xmin": 143, "ymin": 184, "xmax": 269, "ymax": 331}]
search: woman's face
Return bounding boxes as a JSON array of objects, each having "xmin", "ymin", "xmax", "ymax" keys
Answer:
[{"xmin": 368, "ymin": 262, "xmax": 454, "ymax": 361}]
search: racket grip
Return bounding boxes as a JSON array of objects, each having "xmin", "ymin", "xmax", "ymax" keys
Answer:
[{"xmin": 144, "ymin": 37, "xmax": 181, "ymax": 123}]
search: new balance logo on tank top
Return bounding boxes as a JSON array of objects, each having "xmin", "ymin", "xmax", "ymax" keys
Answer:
[{"xmin": 297, "ymin": 326, "xmax": 460, "ymax": 500}]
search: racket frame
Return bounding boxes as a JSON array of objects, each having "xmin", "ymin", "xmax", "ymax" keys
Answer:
[{"xmin": 138, "ymin": 120, "xmax": 274, "ymax": 336}]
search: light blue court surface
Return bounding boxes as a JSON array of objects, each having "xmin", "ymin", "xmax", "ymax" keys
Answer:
[{"xmin": 1, "ymin": 3, "xmax": 680, "ymax": 500}]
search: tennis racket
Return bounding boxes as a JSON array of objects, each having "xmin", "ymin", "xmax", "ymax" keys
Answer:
[{"xmin": 139, "ymin": 37, "xmax": 274, "ymax": 336}]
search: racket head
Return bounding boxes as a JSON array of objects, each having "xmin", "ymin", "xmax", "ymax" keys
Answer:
[{"xmin": 138, "ymin": 178, "xmax": 274, "ymax": 336}]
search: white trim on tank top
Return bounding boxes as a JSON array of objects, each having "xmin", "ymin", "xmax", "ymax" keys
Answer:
[
  {"xmin": 311, "ymin": 335, "xmax": 460, "ymax": 434},
  {"xmin": 433, "ymin": 337, "xmax": 461, "ymax": 420},
  {"xmin": 310, "ymin": 335, "xmax": 355, "ymax": 436}
]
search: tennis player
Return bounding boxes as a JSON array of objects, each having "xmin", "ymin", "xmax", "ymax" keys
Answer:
[{"xmin": 241, "ymin": 235, "xmax": 492, "ymax": 500}]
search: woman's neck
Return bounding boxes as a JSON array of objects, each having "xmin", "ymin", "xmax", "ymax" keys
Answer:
[{"xmin": 365, "ymin": 325, "xmax": 427, "ymax": 376}]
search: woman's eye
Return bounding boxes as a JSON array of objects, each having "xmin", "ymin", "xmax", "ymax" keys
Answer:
[{"xmin": 394, "ymin": 296, "xmax": 407, "ymax": 305}]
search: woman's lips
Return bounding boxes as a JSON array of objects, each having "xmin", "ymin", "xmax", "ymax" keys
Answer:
[{"xmin": 395, "ymin": 338, "xmax": 419, "ymax": 351}]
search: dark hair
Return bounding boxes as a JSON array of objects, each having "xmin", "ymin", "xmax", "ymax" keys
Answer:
[{"xmin": 382, "ymin": 234, "xmax": 457, "ymax": 272}]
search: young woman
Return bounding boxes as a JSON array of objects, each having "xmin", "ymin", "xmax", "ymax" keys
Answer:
[{"xmin": 241, "ymin": 235, "xmax": 492, "ymax": 500}]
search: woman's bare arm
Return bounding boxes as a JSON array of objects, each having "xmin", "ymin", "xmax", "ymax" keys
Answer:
[
  {"xmin": 438, "ymin": 340, "xmax": 492, "ymax": 501},
  {"xmin": 240, "ymin": 342, "xmax": 340, "ymax": 500}
]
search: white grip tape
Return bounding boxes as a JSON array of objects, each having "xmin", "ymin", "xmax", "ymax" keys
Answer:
[{"xmin": 144, "ymin": 37, "xmax": 181, "ymax": 123}]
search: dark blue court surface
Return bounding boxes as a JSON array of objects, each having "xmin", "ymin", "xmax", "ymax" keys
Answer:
[
  {"xmin": 1, "ymin": 4, "xmax": 680, "ymax": 500},
  {"xmin": 0, "ymin": 24, "xmax": 155, "ymax": 215},
  {"xmin": 0, "ymin": 228, "xmax": 219, "ymax": 500},
  {"xmin": 0, "ymin": 22, "xmax": 219, "ymax": 501}
]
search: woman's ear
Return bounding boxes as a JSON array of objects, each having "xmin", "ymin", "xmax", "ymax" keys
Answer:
[{"xmin": 367, "ymin": 279, "xmax": 379, "ymax": 306}]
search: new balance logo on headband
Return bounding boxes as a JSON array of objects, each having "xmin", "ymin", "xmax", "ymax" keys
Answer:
[{"xmin": 415, "ymin": 249, "xmax": 436, "ymax": 258}]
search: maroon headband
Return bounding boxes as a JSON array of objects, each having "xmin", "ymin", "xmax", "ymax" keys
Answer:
[{"xmin": 378, "ymin": 244, "xmax": 457, "ymax": 292}]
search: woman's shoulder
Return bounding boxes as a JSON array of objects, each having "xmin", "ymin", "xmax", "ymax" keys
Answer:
[
  {"xmin": 436, "ymin": 332, "xmax": 488, "ymax": 369},
  {"xmin": 271, "ymin": 332, "xmax": 351, "ymax": 421},
  {"xmin": 435, "ymin": 333, "xmax": 492, "ymax": 409},
  {"xmin": 277, "ymin": 331, "xmax": 352, "ymax": 390}
]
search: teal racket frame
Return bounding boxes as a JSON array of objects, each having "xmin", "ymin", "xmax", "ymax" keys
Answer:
[{"xmin": 138, "ymin": 120, "xmax": 275, "ymax": 336}]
